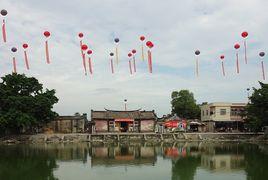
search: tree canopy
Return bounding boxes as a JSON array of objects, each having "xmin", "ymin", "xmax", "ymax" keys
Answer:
[
  {"xmin": 245, "ymin": 82, "xmax": 268, "ymax": 131},
  {"xmin": 171, "ymin": 90, "xmax": 200, "ymax": 119},
  {"xmin": 0, "ymin": 73, "xmax": 58, "ymax": 134}
]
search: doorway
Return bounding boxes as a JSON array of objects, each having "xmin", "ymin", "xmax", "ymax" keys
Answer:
[{"xmin": 120, "ymin": 122, "xmax": 128, "ymax": 132}]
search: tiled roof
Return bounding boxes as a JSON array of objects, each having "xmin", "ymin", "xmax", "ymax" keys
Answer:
[{"xmin": 91, "ymin": 110, "xmax": 157, "ymax": 120}]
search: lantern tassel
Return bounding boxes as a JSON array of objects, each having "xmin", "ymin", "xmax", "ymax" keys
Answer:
[
  {"xmin": 129, "ymin": 60, "xmax": 133, "ymax": 74},
  {"xmin": 196, "ymin": 58, "xmax": 199, "ymax": 77},
  {"xmin": 221, "ymin": 61, "xmax": 225, "ymax": 76},
  {"xmin": 148, "ymin": 50, "xmax": 153, "ymax": 73},
  {"xmin": 12, "ymin": 57, "xmax": 16, "ymax": 73},
  {"xmin": 45, "ymin": 40, "xmax": 50, "ymax": 64},
  {"xmin": 115, "ymin": 45, "xmax": 119, "ymax": 65},
  {"xmin": 141, "ymin": 43, "xmax": 145, "ymax": 61},
  {"xmin": 24, "ymin": 51, "xmax": 30, "ymax": 70},
  {"xmin": 82, "ymin": 53, "xmax": 87, "ymax": 75},
  {"xmin": 261, "ymin": 61, "xmax": 265, "ymax": 80},
  {"xmin": 236, "ymin": 52, "xmax": 239, "ymax": 74},
  {"xmin": 111, "ymin": 59, "xmax": 114, "ymax": 74},
  {"xmin": 88, "ymin": 57, "xmax": 93, "ymax": 75},
  {"xmin": 133, "ymin": 56, "xmax": 136, "ymax": 73},
  {"xmin": 2, "ymin": 19, "xmax": 6, "ymax": 43},
  {"xmin": 244, "ymin": 40, "xmax": 247, "ymax": 64}
]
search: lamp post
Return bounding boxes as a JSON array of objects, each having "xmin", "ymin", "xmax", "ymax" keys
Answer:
[{"xmin": 124, "ymin": 99, "xmax": 127, "ymax": 111}]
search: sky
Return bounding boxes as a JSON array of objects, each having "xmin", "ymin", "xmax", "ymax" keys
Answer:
[{"xmin": 0, "ymin": 0, "xmax": 268, "ymax": 117}]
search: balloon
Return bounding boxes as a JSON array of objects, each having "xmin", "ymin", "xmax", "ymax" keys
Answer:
[
  {"xmin": 78, "ymin": 32, "xmax": 84, "ymax": 38},
  {"xmin": 128, "ymin": 53, "xmax": 132, "ymax": 57},
  {"xmin": 0, "ymin": 9, "xmax": 7, "ymax": 16},
  {"xmin": 195, "ymin": 50, "xmax": 200, "ymax": 55},
  {"xmin": 114, "ymin": 38, "xmax": 119, "ymax": 43},
  {"xmin": 87, "ymin": 49, "xmax": 93, "ymax": 55},
  {"xmin": 220, "ymin": 55, "xmax": 225, "ymax": 59},
  {"xmin": 44, "ymin": 31, "xmax": 51, "ymax": 38},
  {"xmin": 11, "ymin": 47, "xmax": 17, "ymax": 52},
  {"xmin": 132, "ymin": 49, "xmax": 137, "ymax": 54},
  {"xmin": 140, "ymin": 36, "xmax": 145, "ymax": 41},
  {"xmin": 259, "ymin": 52, "xmax": 265, "ymax": 57},
  {"xmin": 241, "ymin": 31, "xmax": 248, "ymax": 38},
  {"xmin": 22, "ymin": 43, "xmax": 28, "ymax": 49},
  {"xmin": 234, "ymin": 44, "xmax": 240, "ymax": 49},
  {"xmin": 81, "ymin": 44, "xmax": 88, "ymax": 51},
  {"xmin": 110, "ymin": 52, "xmax": 114, "ymax": 56}
]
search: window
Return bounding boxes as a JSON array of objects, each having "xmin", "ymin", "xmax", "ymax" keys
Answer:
[
  {"xmin": 220, "ymin": 109, "xmax": 226, "ymax": 115},
  {"xmin": 206, "ymin": 110, "xmax": 209, "ymax": 116},
  {"xmin": 202, "ymin": 110, "xmax": 205, "ymax": 116}
]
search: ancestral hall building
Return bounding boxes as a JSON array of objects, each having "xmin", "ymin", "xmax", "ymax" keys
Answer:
[{"xmin": 91, "ymin": 109, "xmax": 157, "ymax": 133}]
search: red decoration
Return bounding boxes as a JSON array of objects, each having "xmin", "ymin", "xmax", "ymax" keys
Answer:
[
  {"xmin": 220, "ymin": 55, "xmax": 225, "ymax": 76},
  {"xmin": 87, "ymin": 49, "xmax": 93, "ymax": 75},
  {"xmin": 22, "ymin": 43, "xmax": 30, "ymax": 70},
  {"xmin": 146, "ymin": 41, "xmax": 154, "ymax": 73},
  {"xmin": 220, "ymin": 55, "xmax": 224, "ymax": 59},
  {"xmin": 234, "ymin": 43, "xmax": 240, "ymax": 74},
  {"xmin": 2, "ymin": 19, "xmax": 6, "ymax": 43},
  {"xmin": 132, "ymin": 49, "xmax": 137, "ymax": 73},
  {"xmin": 87, "ymin": 49, "xmax": 93, "ymax": 55},
  {"xmin": 241, "ymin": 31, "xmax": 249, "ymax": 64},
  {"xmin": 241, "ymin": 31, "xmax": 248, "ymax": 38},
  {"xmin": 44, "ymin": 31, "xmax": 50, "ymax": 38},
  {"xmin": 81, "ymin": 44, "xmax": 88, "ymax": 51},
  {"xmin": 140, "ymin": 36, "xmax": 145, "ymax": 41},
  {"xmin": 78, "ymin": 32, "xmax": 84, "ymax": 38},
  {"xmin": 12, "ymin": 57, "xmax": 16, "ymax": 73},
  {"xmin": 128, "ymin": 53, "xmax": 132, "ymax": 57},
  {"xmin": 132, "ymin": 49, "xmax": 136, "ymax": 54}
]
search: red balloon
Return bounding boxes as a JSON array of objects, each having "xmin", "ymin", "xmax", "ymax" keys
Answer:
[
  {"xmin": 140, "ymin": 36, "xmax": 145, "ymax": 41},
  {"xmin": 44, "ymin": 31, "xmax": 50, "ymax": 38},
  {"xmin": 132, "ymin": 49, "xmax": 136, "ymax": 54},
  {"xmin": 78, "ymin": 32, "xmax": 84, "ymax": 38},
  {"xmin": 128, "ymin": 53, "xmax": 132, "ymax": 57},
  {"xmin": 220, "ymin": 55, "xmax": 225, "ymax": 59},
  {"xmin": 81, "ymin": 44, "xmax": 88, "ymax": 51},
  {"xmin": 234, "ymin": 43, "xmax": 240, "ymax": 49},
  {"xmin": 22, "ymin": 43, "xmax": 28, "ymax": 49},
  {"xmin": 241, "ymin": 31, "xmax": 248, "ymax": 38},
  {"xmin": 87, "ymin": 49, "xmax": 93, "ymax": 55}
]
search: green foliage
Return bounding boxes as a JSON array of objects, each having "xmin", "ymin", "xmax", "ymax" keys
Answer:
[
  {"xmin": 171, "ymin": 90, "xmax": 200, "ymax": 119},
  {"xmin": 245, "ymin": 82, "xmax": 268, "ymax": 131},
  {"xmin": 0, "ymin": 73, "xmax": 58, "ymax": 134}
]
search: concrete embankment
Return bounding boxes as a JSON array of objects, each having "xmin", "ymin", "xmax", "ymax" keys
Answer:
[{"xmin": 0, "ymin": 132, "xmax": 266, "ymax": 144}]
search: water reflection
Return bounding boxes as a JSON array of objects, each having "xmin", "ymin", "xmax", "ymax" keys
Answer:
[{"xmin": 0, "ymin": 142, "xmax": 268, "ymax": 180}]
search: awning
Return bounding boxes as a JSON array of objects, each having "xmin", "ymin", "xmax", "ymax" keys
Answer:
[{"xmin": 115, "ymin": 119, "xmax": 134, "ymax": 122}]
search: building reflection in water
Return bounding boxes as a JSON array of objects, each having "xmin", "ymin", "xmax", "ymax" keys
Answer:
[{"xmin": 91, "ymin": 144, "xmax": 157, "ymax": 167}]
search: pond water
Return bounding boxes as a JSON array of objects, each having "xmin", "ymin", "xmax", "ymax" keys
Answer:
[{"xmin": 0, "ymin": 142, "xmax": 268, "ymax": 180}]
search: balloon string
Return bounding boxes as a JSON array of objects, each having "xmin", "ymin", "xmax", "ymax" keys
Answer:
[
  {"xmin": 24, "ymin": 51, "xmax": 30, "ymax": 70},
  {"xmin": 221, "ymin": 61, "xmax": 225, "ymax": 76},
  {"xmin": 196, "ymin": 58, "xmax": 199, "ymax": 77},
  {"xmin": 45, "ymin": 40, "xmax": 50, "ymax": 64},
  {"xmin": 13, "ymin": 57, "xmax": 17, "ymax": 73},
  {"xmin": 261, "ymin": 61, "xmax": 265, "ymax": 80},
  {"xmin": 115, "ymin": 44, "xmax": 119, "ymax": 65},
  {"xmin": 111, "ymin": 58, "xmax": 114, "ymax": 74},
  {"xmin": 129, "ymin": 60, "xmax": 133, "ymax": 74},
  {"xmin": 2, "ymin": 19, "xmax": 6, "ymax": 43},
  {"xmin": 244, "ymin": 40, "xmax": 247, "ymax": 64},
  {"xmin": 88, "ymin": 57, "xmax": 93, "ymax": 75},
  {"xmin": 236, "ymin": 52, "xmax": 239, "ymax": 74},
  {"xmin": 82, "ymin": 53, "xmax": 87, "ymax": 75},
  {"xmin": 133, "ymin": 56, "xmax": 136, "ymax": 73},
  {"xmin": 141, "ymin": 44, "xmax": 145, "ymax": 61}
]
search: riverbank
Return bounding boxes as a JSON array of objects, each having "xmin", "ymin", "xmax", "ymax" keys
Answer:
[{"xmin": 0, "ymin": 132, "xmax": 267, "ymax": 144}]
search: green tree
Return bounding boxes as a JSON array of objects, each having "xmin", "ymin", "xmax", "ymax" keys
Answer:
[
  {"xmin": 171, "ymin": 90, "xmax": 200, "ymax": 119},
  {"xmin": 245, "ymin": 82, "xmax": 268, "ymax": 132},
  {"xmin": 0, "ymin": 73, "xmax": 58, "ymax": 134}
]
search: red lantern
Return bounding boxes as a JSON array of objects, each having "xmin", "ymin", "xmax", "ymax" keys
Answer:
[
  {"xmin": 140, "ymin": 36, "xmax": 145, "ymax": 41},
  {"xmin": 140, "ymin": 36, "xmax": 146, "ymax": 61},
  {"xmin": 132, "ymin": 49, "xmax": 136, "ymax": 54},
  {"xmin": 128, "ymin": 53, "xmax": 133, "ymax": 75},
  {"xmin": 146, "ymin": 41, "xmax": 154, "ymax": 73},
  {"xmin": 44, "ymin": 31, "xmax": 50, "ymax": 38},
  {"xmin": 220, "ymin": 55, "xmax": 225, "ymax": 76},
  {"xmin": 234, "ymin": 43, "xmax": 240, "ymax": 74},
  {"xmin": 241, "ymin": 31, "xmax": 249, "ymax": 64},
  {"xmin": 22, "ymin": 43, "xmax": 30, "ymax": 70},
  {"xmin": 43, "ymin": 31, "xmax": 51, "ymax": 64},
  {"xmin": 132, "ymin": 49, "xmax": 137, "ymax": 73},
  {"xmin": 81, "ymin": 44, "xmax": 88, "ymax": 51},
  {"xmin": 220, "ymin": 55, "xmax": 225, "ymax": 59},
  {"xmin": 128, "ymin": 53, "xmax": 132, "ymax": 57},
  {"xmin": 87, "ymin": 49, "xmax": 93, "ymax": 75},
  {"xmin": 87, "ymin": 49, "xmax": 93, "ymax": 55},
  {"xmin": 78, "ymin": 32, "xmax": 84, "ymax": 38}
]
